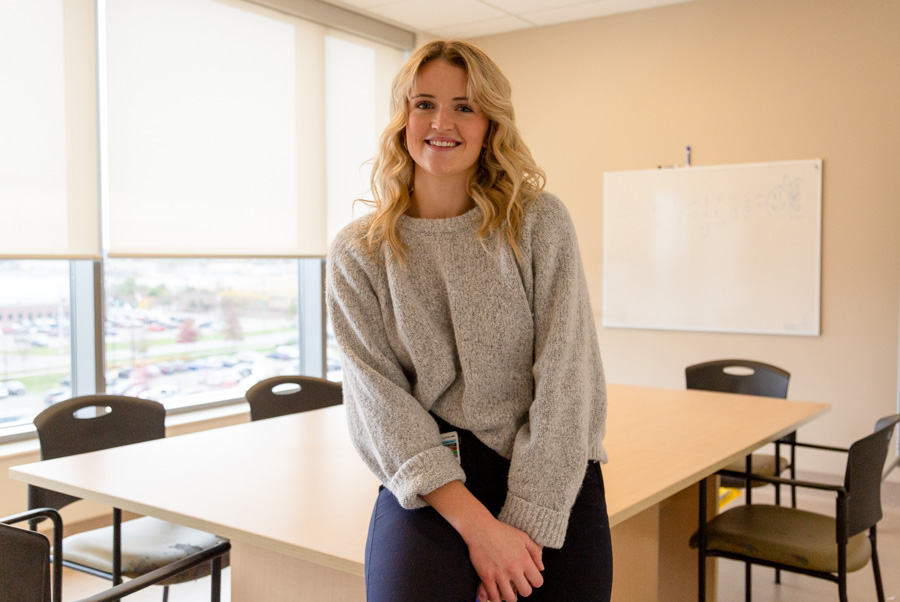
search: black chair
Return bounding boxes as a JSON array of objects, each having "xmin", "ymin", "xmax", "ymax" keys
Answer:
[
  {"xmin": 1, "ymin": 507, "xmax": 229, "ymax": 602},
  {"xmin": 246, "ymin": 375, "xmax": 342, "ymax": 421},
  {"xmin": 1, "ymin": 508, "xmax": 62, "ymax": 602},
  {"xmin": 686, "ymin": 359, "xmax": 796, "ymax": 507},
  {"xmin": 693, "ymin": 414, "xmax": 900, "ymax": 602},
  {"xmin": 28, "ymin": 395, "xmax": 229, "ymax": 601}
]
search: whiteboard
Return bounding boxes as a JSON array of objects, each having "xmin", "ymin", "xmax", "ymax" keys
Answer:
[{"xmin": 602, "ymin": 159, "xmax": 822, "ymax": 335}]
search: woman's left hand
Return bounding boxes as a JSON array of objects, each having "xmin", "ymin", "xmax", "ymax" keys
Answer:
[
  {"xmin": 476, "ymin": 538, "xmax": 542, "ymax": 602},
  {"xmin": 464, "ymin": 518, "xmax": 543, "ymax": 601}
]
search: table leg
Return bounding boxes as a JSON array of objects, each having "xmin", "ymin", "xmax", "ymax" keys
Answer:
[
  {"xmin": 611, "ymin": 504, "xmax": 660, "ymax": 601},
  {"xmin": 658, "ymin": 477, "xmax": 718, "ymax": 601}
]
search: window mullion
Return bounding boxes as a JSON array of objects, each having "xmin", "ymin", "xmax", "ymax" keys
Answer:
[{"xmin": 70, "ymin": 260, "xmax": 103, "ymax": 397}]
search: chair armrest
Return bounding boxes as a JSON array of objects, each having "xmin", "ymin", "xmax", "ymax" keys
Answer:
[
  {"xmin": 717, "ymin": 469, "xmax": 846, "ymax": 493},
  {"xmin": 791, "ymin": 441, "xmax": 849, "ymax": 453},
  {"xmin": 0, "ymin": 508, "xmax": 62, "ymax": 531},
  {"xmin": 1, "ymin": 508, "xmax": 63, "ymax": 602},
  {"xmin": 77, "ymin": 540, "xmax": 231, "ymax": 602}
]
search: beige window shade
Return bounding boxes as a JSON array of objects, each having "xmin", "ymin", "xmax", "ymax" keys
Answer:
[
  {"xmin": 106, "ymin": 0, "xmax": 326, "ymax": 258},
  {"xmin": 324, "ymin": 32, "xmax": 405, "ymax": 244},
  {"xmin": 0, "ymin": 0, "xmax": 100, "ymax": 259}
]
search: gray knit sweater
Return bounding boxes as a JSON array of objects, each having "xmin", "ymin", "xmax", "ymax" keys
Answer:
[{"xmin": 325, "ymin": 192, "xmax": 607, "ymax": 549}]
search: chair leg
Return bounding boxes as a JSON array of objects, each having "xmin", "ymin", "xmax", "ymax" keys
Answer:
[
  {"xmin": 113, "ymin": 508, "xmax": 123, "ymax": 585},
  {"xmin": 698, "ymin": 478, "xmax": 707, "ymax": 602},
  {"xmin": 772, "ymin": 442, "xmax": 782, "ymax": 586},
  {"xmin": 745, "ymin": 562, "xmax": 752, "ymax": 602},
  {"xmin": 211, "ymin": 555, "xmax": 223, "ymax": 602},
  {"xmin": 162, "ymin": 585, "xmax": 169, "ymax": 602},
  {"xmin": 789, "ymin": 443, "xmax": 797, "ymax": 508},
  {"xmin": 745, "ymin": 455, "xmax": 753, "ymax": 505},
  {"xmin": 774, "ymin": 441, "xmax": 782, "ymax": 507},
  {"xmin": 870, "ymin": 527, "xmax": 885, "ymax": 602},
  {"xmin": 113, "ymin": 507, "xmax": 123, "ymax": 602},
  {"xmin": 839, "ymin": 540, "xmax": 848, "ymax": 602}
]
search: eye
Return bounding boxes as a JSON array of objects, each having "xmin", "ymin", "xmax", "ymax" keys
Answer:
[
  {"xmin": 457, "ymin": 104, "xmax": 474, "ymax": 113},
  {"xmin": 414, "ymin": 100, "xmax": 434, "ymax": 110}
]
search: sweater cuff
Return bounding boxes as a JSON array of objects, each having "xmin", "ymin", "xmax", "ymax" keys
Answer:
[
  {"xmin": 388, "ymin": 445, "xmax": 466, "ymax": 509},
  {"xmin": 497, "ymin": 493, "xmax": 569, "ymax": 549}
]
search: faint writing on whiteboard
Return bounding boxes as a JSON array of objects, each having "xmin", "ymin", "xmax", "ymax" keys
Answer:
[{"xmin": 602, "ymin": 159, "xmax": 822, "ymax": 336}]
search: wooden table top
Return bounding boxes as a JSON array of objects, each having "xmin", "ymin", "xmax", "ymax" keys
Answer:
[{"xmin": 10, "ymin": 383, "xmax": 827, "ymax": 577}]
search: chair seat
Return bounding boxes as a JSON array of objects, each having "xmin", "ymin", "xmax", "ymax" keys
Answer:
[
  {"xmin": 61, "ymin": 517, "xmax": 229, "ymax": 585},
  {"xmin": 696, "ymin": 504, "xmax": 871, "ymax": 573},
  {"xmin": 720, "ymin": 454, "xmax": 790, "ymax": 488}
]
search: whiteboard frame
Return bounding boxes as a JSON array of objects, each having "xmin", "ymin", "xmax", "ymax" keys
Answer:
[{"xmin": 602, "ymin": 159, "xmax": 822, "ymax": 336}]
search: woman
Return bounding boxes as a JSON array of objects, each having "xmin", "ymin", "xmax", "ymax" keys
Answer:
[{"xmin": 326, "ymin": 40, "xmax": 611, "ymax": 602}]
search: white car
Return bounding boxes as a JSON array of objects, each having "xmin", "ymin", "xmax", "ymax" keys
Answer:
[
  {"xmin": 2, "ymin": 380, "xmax": 25, "ymax": 395},
  {"xmin": 44, "ymin": 388, "xmax": 71, "ymax": 406}
]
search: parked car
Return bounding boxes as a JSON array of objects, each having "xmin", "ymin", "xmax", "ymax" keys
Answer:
[
  {"xmin": 44, "ymin": 388, "xmax": 71, "ymax": 406},
  {"xmin": 267, "ymin": 345, "xmax": 299, "ymax": 361},
  {"xmin": 2, "ymin": 380, "xmax": 26, "ymax": 396}
]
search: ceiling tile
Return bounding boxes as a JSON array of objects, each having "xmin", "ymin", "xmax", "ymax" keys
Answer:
[
  {"xmin": 368, "ymin": 0, "xmax": 508, "ymax": 32},
  {"xmin": 327, "ymin": 0, "xmax": 402, "ymax": 9},
  {"xmin": 317, "ymin": 0, "xmax": 697, "ymax": 39},
  {"xmin": 480, "ymin": 0, "xmax": 586, "ymax": 14},
  {"xmin": 431, "ymin": 16, "xmax": 535, "ymax": 39},
  {"xmin": 524, "ymin": 0, "xmax": 694, "ymax": 27}
]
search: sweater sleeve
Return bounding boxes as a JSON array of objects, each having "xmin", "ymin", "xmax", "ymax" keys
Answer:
[
  {"xmin": 325, "ymin": 230, "xmax": 466, "ymax": 509},
  {"xmin": 496, "ymin": 196, "xmax": 607, "ymax": 549}
]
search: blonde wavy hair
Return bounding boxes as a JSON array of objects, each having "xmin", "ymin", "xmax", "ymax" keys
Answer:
[{"xmin": 364, "ymin": 40, "xmax": 545, "ymax": 264}]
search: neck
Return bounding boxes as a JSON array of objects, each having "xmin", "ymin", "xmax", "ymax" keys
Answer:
[{"xmin": 407, "ymin": 172, "xmax": 474, "ymax": 219}]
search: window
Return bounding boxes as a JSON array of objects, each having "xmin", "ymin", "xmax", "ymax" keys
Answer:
[
  {"xmin": 104, "ymin": 258, "xmax": 309, "ymax": 409},
  {"xmin": 0, "ymin": 0, "xmax": 411, "ymax": 438},
  {"xmin": 0, "ymin": 261, "xmax": 71, "ymax": 428}
]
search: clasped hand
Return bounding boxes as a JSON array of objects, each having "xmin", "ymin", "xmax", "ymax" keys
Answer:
[{"xmin": 466, "ymin": 518, "xmax": 544, "ymax": 602}]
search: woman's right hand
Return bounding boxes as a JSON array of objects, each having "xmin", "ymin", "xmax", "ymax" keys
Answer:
[
  {"xmin": 465, "ymin": 519, "xmax": 544, "ymax": 601},
  {"xmin": 422, "ymin": 480, "xmax": 544, "ymax": 601}
]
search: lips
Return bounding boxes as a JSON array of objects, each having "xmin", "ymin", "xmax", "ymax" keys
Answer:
[{"xmin": 427, "ymin": 139, "xmax": 460, "ymax": 148}]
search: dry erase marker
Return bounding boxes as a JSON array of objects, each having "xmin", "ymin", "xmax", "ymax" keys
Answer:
[{"xmin": 686, "ymin": 146, "xmax": 691, "ymax": 166}]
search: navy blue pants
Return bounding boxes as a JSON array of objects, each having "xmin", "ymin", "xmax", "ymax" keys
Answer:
[{"xmin": 364, "ymin": 417, "xmax": 613, "ymax": 601}]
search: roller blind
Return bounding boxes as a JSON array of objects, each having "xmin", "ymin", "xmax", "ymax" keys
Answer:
[
  {"xmin": 0, "ymin": 0, "xmax": 100, "ymax": 259},
  {"xmin": 105, "ymin": 0, "xmax": 404, "ymax": 258},
  {"xmin": 325, "ymin": 32, "xmax": 403, "ymax": 244}
]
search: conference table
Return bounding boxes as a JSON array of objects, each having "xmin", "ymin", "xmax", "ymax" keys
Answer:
[{"xmin": 10, "ymin": 384, "xmax": 827, "ymax": 601}]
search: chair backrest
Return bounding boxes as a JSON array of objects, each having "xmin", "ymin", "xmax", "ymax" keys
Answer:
[
  {"xmin": 246, "ymin": 375, "xmax": 343, "ymax": 421},
  {"xmin": 843, "ymin": 416, "xmax": 900, "ymax": 538},
  {"xmin": 30, "ymin": 395, "xmax": 166, "ymax": 512},
  {"xmin": 0, "ymin": 522, "xmax": 51, "ymax": 602},
  {"xmin": 874, "ymin": 413, "xmax": 900, "ymax": 434},
  {"xmin": 685, "ymin": 359, "xmax": 790, "ymax": 398}
]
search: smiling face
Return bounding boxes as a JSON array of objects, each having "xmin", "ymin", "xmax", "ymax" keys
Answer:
[{"xmin": 405, "ymin": 59, "xmax": 490, "ymax": 190}]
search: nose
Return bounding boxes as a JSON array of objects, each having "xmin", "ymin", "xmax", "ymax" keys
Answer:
[{"xmin": 431, "ymin": 105, "xmax": 454, "ymax": 132}]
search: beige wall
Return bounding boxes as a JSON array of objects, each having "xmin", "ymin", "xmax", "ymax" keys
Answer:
[{"xmin": 472, "ymin": 0, "xmax": 900, "ymax": 476}]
